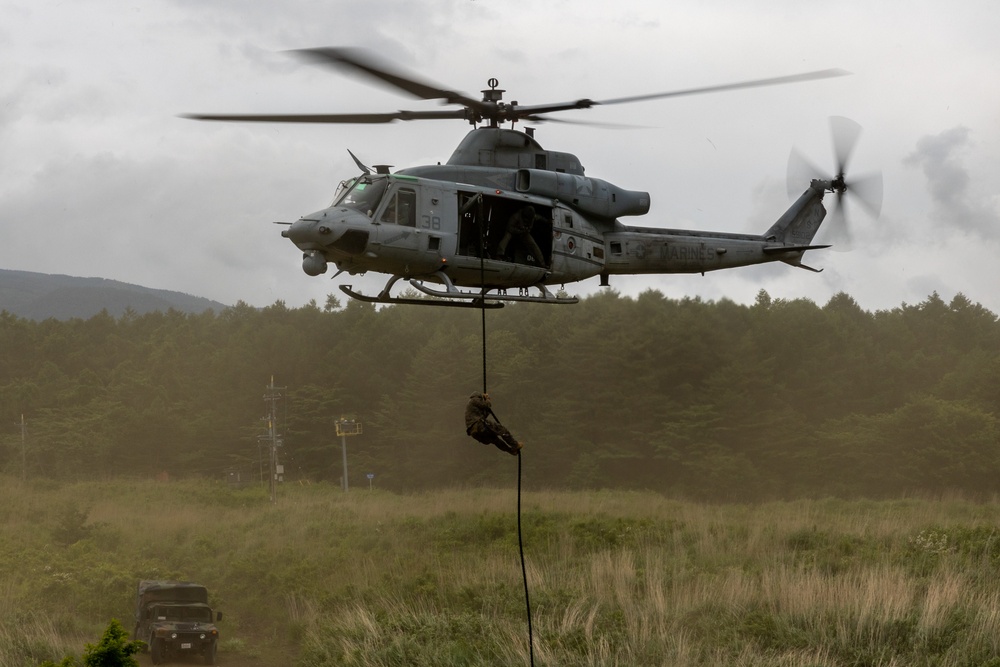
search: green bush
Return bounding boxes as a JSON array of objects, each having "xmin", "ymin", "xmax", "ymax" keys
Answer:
[{"xmin": 39, "ymin": 619, "xmax": 143, "ymax": 667}]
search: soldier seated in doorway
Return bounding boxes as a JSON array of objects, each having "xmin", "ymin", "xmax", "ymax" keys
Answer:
[
  {"xmin": 465, "ymin": 391, "xmax": 523, "ymax": 456},
  {"xmin": 497, "ymin": 205, "xmax": 546, "ymax": 267}
]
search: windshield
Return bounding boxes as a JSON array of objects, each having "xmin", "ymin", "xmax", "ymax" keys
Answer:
[
  {"xmin": 334, "ymin": 177, "xmax": 388, "ymax": 216},
  {"xmin": 330, "ymin": 177, "xmax": 357, "ymax": 205},
  {"xmin": 153, "ymin": 606, "xmax": 213, "ymax": 623}
]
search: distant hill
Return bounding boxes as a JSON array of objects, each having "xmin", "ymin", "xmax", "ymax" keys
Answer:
[{"xmin": 0, "ymin": 269, "xmax": 229, "ymax": 320}]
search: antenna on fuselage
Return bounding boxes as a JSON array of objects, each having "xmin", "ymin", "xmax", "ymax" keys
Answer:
[{"xmin": 347, "ymin": 149, "xmax": 372, "ymax": 175}]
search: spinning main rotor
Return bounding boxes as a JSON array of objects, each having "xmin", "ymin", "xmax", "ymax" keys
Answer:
[{"xmin": 183, "ymin": 47, "xmax": 850, "ymax": 129}]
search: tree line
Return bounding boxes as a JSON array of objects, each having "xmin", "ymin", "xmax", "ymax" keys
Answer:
[{"xmin": 1, "ymin": 289, "xmax": 997, "ymax": 500}]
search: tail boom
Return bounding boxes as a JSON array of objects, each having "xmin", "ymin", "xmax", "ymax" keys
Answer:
[{"xmin": 599, "ymin": 183, "xmax": 830, "ymax": 276}]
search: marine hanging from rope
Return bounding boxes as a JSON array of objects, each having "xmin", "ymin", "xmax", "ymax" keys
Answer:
[{"xmin": 465, "ymin": 391, "xmax": 523, "ymax": 456}]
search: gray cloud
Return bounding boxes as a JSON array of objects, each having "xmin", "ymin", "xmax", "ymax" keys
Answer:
[
  {"xmin": 904, "ymin": 126, "xmax": 1000, "ymax": 239},
  {"xmin": 3, "ymin": 0, "xmax": 1000, "ymax": 316}
]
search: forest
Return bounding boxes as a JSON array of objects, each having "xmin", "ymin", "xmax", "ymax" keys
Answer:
[{"xmin": 1, "ymin": 288, "xmax": 997, "ymax": 501}]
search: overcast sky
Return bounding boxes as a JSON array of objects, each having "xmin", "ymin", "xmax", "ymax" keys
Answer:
[{"xmin": 3, "ymin": 0, "xmax": 998, "ymax": 314}]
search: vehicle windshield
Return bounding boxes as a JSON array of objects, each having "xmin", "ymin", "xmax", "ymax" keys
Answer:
[
  {"xmin": 333, "ymin": 177, "xmax": 388, "ymax": 216},
  {"xmin": 153, "ymin": 606, "xmax": 213, "ymax": 623}
]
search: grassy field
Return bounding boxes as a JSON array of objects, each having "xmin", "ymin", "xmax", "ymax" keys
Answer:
[{"xmin": 3, "ymin": 476, "xmax": 1000, "ymax": 666}]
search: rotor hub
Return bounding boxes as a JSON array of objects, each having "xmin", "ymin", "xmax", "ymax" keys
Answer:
[{"xmin": 481, "ymin": 78, "xmax": 504, "ymax": 103}]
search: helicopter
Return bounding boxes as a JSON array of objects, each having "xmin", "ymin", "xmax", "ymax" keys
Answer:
[{"xmin": 185, "ymin": 48, "xmax": 882, "ymax": 308}]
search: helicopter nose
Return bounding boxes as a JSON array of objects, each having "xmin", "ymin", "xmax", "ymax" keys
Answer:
[
  {"xmin": 281, "ymin": 216, "xmax": 336, "ymax": 277},
  {"xmin": 281, "ymin": 210, "xmax": 372, "ymax": 257},
  {"xmin": 282, "ymin": 217, "xmax": 328, "ymax": 247}
]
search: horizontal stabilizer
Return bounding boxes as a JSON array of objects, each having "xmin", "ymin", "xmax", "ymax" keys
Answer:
[
  {"xmin": 781, "ymin": 259, "xmax": 824, "ymax": 273},
  {"xmin": 762, "ymin": 244, "xmax": 831, "ymax": 255}
]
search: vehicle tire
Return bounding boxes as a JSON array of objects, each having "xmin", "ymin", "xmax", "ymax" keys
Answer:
[
  {"xmin": 150, "ymin": 637, "xmax": 165, "ymax": 665},
  {"xmin": 203, "ymin": 640, "xmax": 217, "ymax": 665}
]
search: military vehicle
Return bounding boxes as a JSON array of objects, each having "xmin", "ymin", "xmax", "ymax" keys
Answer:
[{"xmin": 132, "ymin": 580, "xmax": 222, "ymax": 665}]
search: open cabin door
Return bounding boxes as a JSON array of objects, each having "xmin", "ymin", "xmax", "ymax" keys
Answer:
[{"xmin": 457, "ymin": 191, "xmax": 552, "ymax": 267}]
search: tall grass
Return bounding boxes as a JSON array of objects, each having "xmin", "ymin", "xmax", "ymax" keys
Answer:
[{"xmin": 3, "ymin": 477, "xmax": 1000, "ymax": 666}]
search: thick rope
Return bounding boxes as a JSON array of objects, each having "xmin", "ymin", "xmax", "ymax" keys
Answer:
[
  {"xmin": 518, "ymin": 450, "xmax": 535, "ymax": 666},
  {"xmin": 477, "ymin": 195, "xmax": 488, "ymax": 394},
  {"xmin": 481, "ymin": 303, "xmax": 488, "ymax": 394},
  {"xmin": 474, "ymin": 195, "xmax": 534, "ymax": 665}
]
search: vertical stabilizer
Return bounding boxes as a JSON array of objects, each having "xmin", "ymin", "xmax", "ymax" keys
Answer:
[{"xmin": 762, "ymin": 182, "xmax": 827, "ymax": 245}]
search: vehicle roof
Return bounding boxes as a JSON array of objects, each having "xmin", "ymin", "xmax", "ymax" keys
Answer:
[
  {"xmin": 138, "ymin": 579, "xmax": 207, "ymax": 593},
  {"xmin": 137, "ymin": 580, "xmax": 209, "ymax": 604}
]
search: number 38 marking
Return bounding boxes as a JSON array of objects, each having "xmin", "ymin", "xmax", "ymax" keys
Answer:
[{"xmin": 420, "ymin": 215, "xmax": 441, "ymax": 230}]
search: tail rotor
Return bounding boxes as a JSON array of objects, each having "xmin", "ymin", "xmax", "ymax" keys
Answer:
[{"xmin": 787, "ymin": 116, "xmax": 883, "ymax": 251}]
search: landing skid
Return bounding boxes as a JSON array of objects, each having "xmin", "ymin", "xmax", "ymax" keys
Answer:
[
  {"xmin": 339, "ymin": 284, "xmax": 504, "ymax": 309},
  {"xmin": 338, "ymin": 272, "xmax": 578, "ymax": 307},
  {"xmin": 409, "ymin": 271, "xmax": 579, "ymax": 305}
]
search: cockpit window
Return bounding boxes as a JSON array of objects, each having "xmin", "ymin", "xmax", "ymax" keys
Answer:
[
  {"xmin": 334, "ymin": 177, "xmax": 388, "ymax": 216},
  {"xmin": 331, "ymin": 177, "xmax": 357, "ymax": 205},
  {"xmin": 379, "ymin": 188, "xmax": 417, "ymax": 227}
]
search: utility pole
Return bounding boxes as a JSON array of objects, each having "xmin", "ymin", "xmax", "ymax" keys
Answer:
[
  {"xmin": 335, "ymin": 417, "xmax": 362, "ymax": 492},
  {"xmin": 19, "ymin": 414, "xmax": 26, "ymax": 482},
  {"xmin": 261, "ymin": 377, "xmax": 286, "ymax": 504}
]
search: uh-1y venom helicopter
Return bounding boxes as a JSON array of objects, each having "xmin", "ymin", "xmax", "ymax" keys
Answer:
[{"xmin": 185, "ymin": 48, "xmax": 882, "ymax": 308}]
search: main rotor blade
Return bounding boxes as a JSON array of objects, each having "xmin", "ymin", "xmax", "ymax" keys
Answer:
[
  {"xmin": 181, "ymin": 109, "xmax": 468, "ymax": 124},
  {"xmin": 289, "ymin": 47, "xmax": 487, "ymax": 112},
  {"xmin": 594, "ymin": 68, "xmax": 850, "ymax": 106},
  {"xmin": 508, "ymin": 69, "xmax": 848, "ymax": 118},
  {"xmin": 522, "ymin": 114, "xmax": 645, "ymax": 129}
]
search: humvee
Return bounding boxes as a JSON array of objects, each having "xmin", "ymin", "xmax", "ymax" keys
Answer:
[{"xmin": 133, "ymin": 580, "xmax": 222, "ymax": 665}]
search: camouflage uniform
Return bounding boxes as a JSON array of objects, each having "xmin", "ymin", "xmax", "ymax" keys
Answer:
[
  {"xmin": 465, "ymin": 391, "xmax": 522, "ymax": 455},
  {"xmin": 497, "ymin": 206, "xmax": 546, "ymax": 266}
]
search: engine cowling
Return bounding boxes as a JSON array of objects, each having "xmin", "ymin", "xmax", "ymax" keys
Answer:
[{"xmin": 515, "ymin": 169, "xmax": 650, "ymax": 219}]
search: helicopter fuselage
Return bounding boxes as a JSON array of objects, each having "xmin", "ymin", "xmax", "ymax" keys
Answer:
[
  {"xmin": 283, "ymin": 172, "xmax": 599, "ymax": 289},
  {"xmin": 184, "ymin": 49, "xmax": 864, "ymax": 305},
  {"xmin": 281, "ymin": 127, "xmax": 833, "ymax": 304}
]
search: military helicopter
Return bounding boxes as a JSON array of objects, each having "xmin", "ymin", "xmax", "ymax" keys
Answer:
[{"xmin": 185, "ymin": 48, "xmax": 882, "ymax": 308}]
